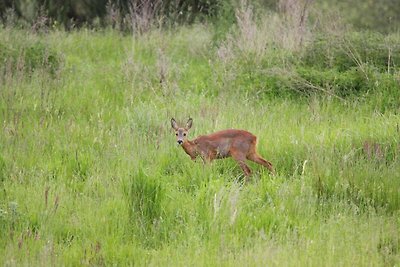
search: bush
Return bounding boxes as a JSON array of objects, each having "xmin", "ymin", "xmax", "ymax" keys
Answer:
[
  {"xmin": 295, "ymin": 66, "xmax": 369, "ymax": 96},
  {"xmin": 303, "ymin": 32, "xmax": 400, "ymax": 73}
]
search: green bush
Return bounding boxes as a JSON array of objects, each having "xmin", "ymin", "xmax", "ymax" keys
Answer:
[
  {"xmin": 303, "ymin": 32, "xmax": 400, "ymax": 73},
  {"xmin": 320, "ymin": 0, "xmax": 400, "ymax": 33},
  {"xmin": 295, "ymin": 66, "xmax": 368, "ymax": 96},
  {"xmin": 237, "ymin": 31, "xmax": 400, "ymax": 99}
]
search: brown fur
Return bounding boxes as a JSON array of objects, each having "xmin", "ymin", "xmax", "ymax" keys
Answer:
[{"xmin": 171, "ymin": 118, "xmax": 274, "ymax": 177}]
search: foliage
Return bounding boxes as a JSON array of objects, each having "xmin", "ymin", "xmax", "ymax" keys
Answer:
[
  {"xmin": 320, "ymin": 0, "xmax": 400, "ymax": 33},
  {"xmin": 1, "ymin": 0, "xmax": 231, "ymax": 29},
  {"xmin": 2, "ymin": 0, "xmax": 400, "ymax": 34},
  {"xmin": 0, "ymin": 7, "xmax": 399, "ymax": 266},
  {"xmin": 303, "ymin": 32, "xmax": 400, "ymax": 72}
]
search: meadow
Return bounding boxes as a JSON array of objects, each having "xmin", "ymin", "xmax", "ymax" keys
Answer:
[{"xmin": 0, "ymin": 6, "xmax": 400, "ymax": 266}]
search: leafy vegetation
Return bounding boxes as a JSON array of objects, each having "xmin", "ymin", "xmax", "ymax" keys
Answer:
[{"xmin": 0, "ymin": 1, "xmax": 399, "ymax": 265}]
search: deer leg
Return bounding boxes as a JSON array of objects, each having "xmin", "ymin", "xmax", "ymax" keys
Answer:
[
  {"xmin": 248, "ymin": 153, "xmax": 275, "ymax": 174},
  {"xmin": 232, "ymin": 154, "xmax": 252, "ymax": 176},
  {"xmin": 200, "ymin": 153, "xmax": 213, "ymax": 164}
]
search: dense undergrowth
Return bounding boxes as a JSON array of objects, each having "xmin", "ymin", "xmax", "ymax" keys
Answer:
[{"xmin": 0, "ymin": 6, "xmax": 399, "ymax": 266}]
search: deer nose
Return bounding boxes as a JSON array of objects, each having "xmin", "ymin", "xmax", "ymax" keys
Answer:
[{"xmin": 177, "ymin": 140, "xmax": 183, "ymax": 145}]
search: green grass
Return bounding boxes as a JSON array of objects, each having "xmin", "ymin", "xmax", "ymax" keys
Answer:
[{"xmin": 0, "ymin": 25, "xmax": 399, "ymax": 266}]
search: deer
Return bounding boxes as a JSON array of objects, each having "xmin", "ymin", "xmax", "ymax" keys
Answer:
[{"xmin": 171, "ymin": 118, "xmax": 275, "ymax": 178}]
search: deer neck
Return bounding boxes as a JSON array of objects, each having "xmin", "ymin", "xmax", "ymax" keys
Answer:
[{"xmin": 182, "ymin": 140, "xmax": 198, "ymax": 159}]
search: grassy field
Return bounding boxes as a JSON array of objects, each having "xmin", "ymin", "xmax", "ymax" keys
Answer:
[{"xmin": 0, "ymin": 17, "xmax": 400, "ymax": 266}]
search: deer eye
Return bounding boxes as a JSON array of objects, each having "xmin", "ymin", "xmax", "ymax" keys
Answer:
[
  {"xmin": 183, "ymin": 133, "xmax": 186, "ymax": 136},
  {"xmin": 175, "ymin": 133, "xmax": 178, "ymax": 136}
]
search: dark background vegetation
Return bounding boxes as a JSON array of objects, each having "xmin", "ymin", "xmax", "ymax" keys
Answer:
[{"xmin": 1, "ymin": 0, "xmax": 400, "ymax": 32}]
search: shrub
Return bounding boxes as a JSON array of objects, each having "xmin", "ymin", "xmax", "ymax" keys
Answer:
[
  {"xmin": 294, "ymin": 66, "xmax": 369, "ymax": 96},
  {"xmin": 303, "ymin": 32, "xmax": 400, "ymax": 73}
]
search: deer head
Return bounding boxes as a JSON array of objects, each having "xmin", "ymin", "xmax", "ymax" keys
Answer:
[{"xmin": 171, "ymin": 118, "xmax": 193, "ymax": 145}]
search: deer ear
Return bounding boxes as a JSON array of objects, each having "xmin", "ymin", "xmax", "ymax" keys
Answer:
[
  {"xmin": 186, "ymin": 118, "xmax": 193, "ymax": 130},
  {"xmin": 171, "ymin": 118, "xmax": 178, "ymax": 130}
]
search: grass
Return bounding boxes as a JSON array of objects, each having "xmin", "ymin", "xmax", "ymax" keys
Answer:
[{"xmin": 0, "ymin": 22, "xmax": 399, "ymax": 266}]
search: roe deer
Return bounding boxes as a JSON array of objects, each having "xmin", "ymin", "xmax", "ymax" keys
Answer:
[{"xmin": 171, "ymin": 118, "xmax": 274, "ymax": 177}]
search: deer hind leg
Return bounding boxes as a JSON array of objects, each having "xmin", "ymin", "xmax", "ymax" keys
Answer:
[
  {"xmin": 247, "ymin": 153, "xmax": 275, "ymax": 174},
  {"xmin": 231, "ymin": 153, "xmax": 252, "ymax": 176}
]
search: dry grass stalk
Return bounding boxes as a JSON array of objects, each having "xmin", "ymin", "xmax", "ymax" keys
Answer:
[
  {"xmin": 218, "ymin": 0, "xmax": 314, "ymax": 65},
  {"xmin": 106, "ymin": 0, "xmax": 122, "ymax": 30},
  {"xmin": 279, "ymin": 0, "xmax": 313, "ymax": 48},
  {"xmin": 128, "ymin": 0, "xmax": 162, "ymax": 34}
]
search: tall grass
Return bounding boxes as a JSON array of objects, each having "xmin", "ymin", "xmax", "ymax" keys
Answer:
[{"xmin": 0, "ymin": 8, "xmax": 399, "ymax": 266}]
